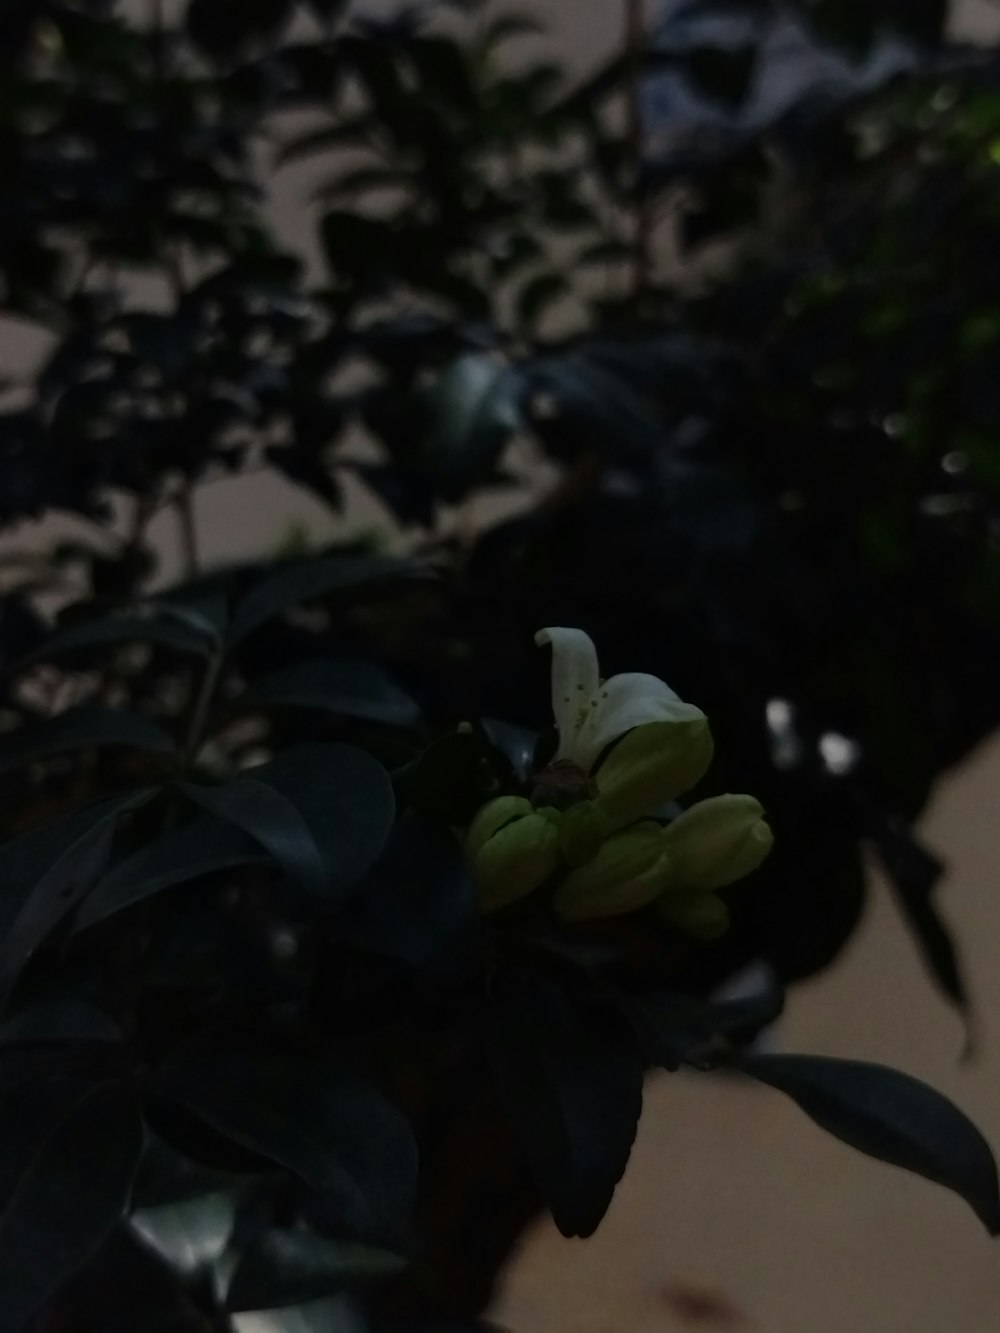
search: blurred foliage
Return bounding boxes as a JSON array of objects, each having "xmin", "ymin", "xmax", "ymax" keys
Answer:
[{"xmin": 3, "ymin": 0, "xmax": 1000, "ymax": 1328}]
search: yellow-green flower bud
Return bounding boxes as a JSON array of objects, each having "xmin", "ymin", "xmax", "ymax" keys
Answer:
[
  {"xmin": 470, "ymin": 812, "xmax": 560, "ymax": 913},
  {"xmin": 558, "ymin": 800, "xmax": 610, "ymax": 868},
  {"xmin": 465, "ymin": 796, "xmax": 534, "ymax": 860},
  {"xmin": 553, "ymin": 822, "xmax": 671, "ymax": 922},
  {"xmin": 659, "ymin": 891, "xmax": 731, "ymax": 940},
  {"xmin": 660, "ymin": 794, "xmax": 773, "ymax": 890},
  {"xmin": 594, "ymin": 718, "xmax": 714, "ymax": 833}
]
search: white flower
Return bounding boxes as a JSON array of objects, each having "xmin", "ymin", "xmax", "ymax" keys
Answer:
[
  {"xmin": 535, "ymin": 627, "xmax": 713, "ymax": 832},
  {"xmin": 536, "ymin": 627, "xmax": 705, "ymax": 769}
]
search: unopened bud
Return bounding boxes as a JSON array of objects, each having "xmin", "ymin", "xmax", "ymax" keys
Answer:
[
  {"xmin": 554, "ymin": 822, "xmax": 671, "ymax": 922},
  {"xmin": 659, "ymin": 891, "xmax": 731, "ymax": 941},
  {"xmin": 594, "ymin": 717, "xmax": 713, "ymax": 832},
  {"xmin": 558, "ymin": 800, "xmax": 610, "ymax": 868},
  {"xmin": 470, "ymin": 811, "xmax": 560, "ymax": 913},
  {"xmin": 466, "ymin": 796, "xmax": 534, "ymax": 860},
  {"xmin": 661, "ymin": 794, "xmax": 773, "ymax": 890}
]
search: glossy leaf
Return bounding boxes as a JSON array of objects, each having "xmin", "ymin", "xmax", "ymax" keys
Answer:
[
  {"xmin": 77, "ymin": 814, "xmax": 270, "ymax": 930},
  {"xmin": 0, "ymin": 707, "xmax": 175, "ymax": 775},
  {"xmin": 483, "ymin": 970, "xmax": 644, "ymax": 1238},
  {"xmin": 245, "ymin": 658, "xmax": 420, "ymax": 728},
  {"xmin": 130, "ymin": 1191, "xmax": 237, "ymax": 1278},
  {"xmin": 0, "ymin": 789, "xmax": 155, "ymax": 1003},
  {"xmin": 0, "ymin": 1077, "xmax": 143, "ymax": 1328},
  {"xmin": 743, "ymin": 1054, "xmax": 1000, "ymax": 1234},
  {"xmin": 229, "ymin": 554, "xmax": 429, "ymax": 644},
  {"xmin": 181, "ymin": 778, "xmax": 329, "ymax": 896},
  {"xmin": 9, "ymin": 613, "xmax": 214, "ymax": 672},
  {"xmin": 156, "ymin": 1045, "xmax": 418, "ymax": 1241},
  {"xmin": 226, "ymin": 1229, "xmax": 406, "ymax": 1312}
]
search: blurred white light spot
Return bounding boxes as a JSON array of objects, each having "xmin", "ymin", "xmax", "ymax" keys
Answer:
[
  {"xmin": 819, "ymin": 731, "xmax": 861, "ymax": 777},
  {"xmin": 941, "ymin": 450, "xmax": 968, "ymax": 475},
  {"xmin": 766, "ymin": 697, "xmax": 802, "ymax": 770}
]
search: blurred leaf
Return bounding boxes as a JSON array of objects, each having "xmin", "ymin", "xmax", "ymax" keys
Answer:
[
  {"xmin": 744, "ymin": 1054, "xmax": 1000, "ymax": 1234},
  {"xmin": 130, "ymin": 1192, "xmax": 237, "ymax": 1279},
  {"xmin": 0, "ymin": 789, "xmax": 155, "ymax": 1004},
  {"xmin": 245, "ymin": 657, "xmax": 420, "ymax": 728},
  {"xmin": 231, "ymin": 1297, "xmax": 365, "ymax": 1333},
  {"xmin": 8, "ymin": 613, "xmax": 214, "ymax": 673},
  {"xmin": 0, "ymin": 997, "xmax": 120, "ymax": 1048},
  {"xmin": 187, "ymin": 0, "xmax": 294, "ymax": 61},
  {"xmin": 229, "ymin": 554, "xmax": 429, "ymax": 644},
  {"xmin": 78, "ymin": 815, "xmax": 270, "ymax": 930},
  {"xmin": 404, "ymin": 731, "xmax": 501, "ymax": 825},
  {"xmin": 0, "ymin": 708, "xmax": 176, "ymax": 776},
  {"xmin": 156, "ymin": 1045, "xmax": 418, "ymax": 1240},
  {"xmin": 515, "ymin": 273, "xmax": 569, "ymax": 331},
  {"xmin": 873, "ymin": 819, "xmax": 968, "ymax": 1021},
  {"xmin": 621, "ymin": 987, "xmax": 785, "ymax": 1071},
  {"xmin": 226, "ymin": 1229, "xmax": 406, "ymax": 1312},
  {"xmin": 483, "ymin": 970, "xmax": 643, "ymax": 1238},
  {"xmin": 132, "ymin": 1134, "xmax": 246, "ymax": 1209},
  {"xmin": 181, "ymin": 778, "xmax": 329, "ymax": 896},
  {"xmin": 0, "ymin": 1077, "xmax": 143, "ymax": 1328}
]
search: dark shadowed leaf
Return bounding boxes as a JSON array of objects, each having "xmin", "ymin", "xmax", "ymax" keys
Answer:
[
  {"xmin": 132, "ymin": 1134, "xmax": 247, "ymax": 1209},
  {"xmin": 341, "ymin": 817, "xmax": 476, "ymax": 967},
  {"xmin": 130, "ymin": 1192, "xmax": 237, "ymax": 1279},
  {"xmin": 245, "ymin": 658, "xmax": 420, "ymax": 728},
  {"xmin": 483, "ymin": 969, "xmax": 644, "ymax": 1238},
  {"xmin": 187, "ymin": 0, "xmax": 294, "ymax": 60},
  {"xmin": 8, "ymin": 613, "xmax": 214, "ymax": 672},
  {"xmin": 252, "ymin": 743, "xmax": 397, "ymax": 903},
  {"xmin": 0, "ymin": 789, "xmax": 155, "ymax": 1004},
  {"xmin": 743, "ymin": 1054, "xmax": 1000, "ymax": 1234},
  {"xmin": 77, "ymin": 815, "xmax": 270, "ymax": 930},
  {"xmin": 0, "ymin": 708, "xmax": 175, "ymax": 775},
  {"xmin": 233, "ymin": 1297, "xmax": 365, "ymax": 1332},
  {"xmin": 621, "ymin": 986, "xmax": 785, "ymax": 1071},
  {"xmin": 226, "ymin": 1228, "xmax": 406, "ymax": 1312},
  {"xmin": 873, "ymin": 820, "xmax": 968, "ymax": 1021},
  {"xmin": 0, "ymin": 996, "xmax": 120, "ymax": 1048},
  {"xmin": 404, "ymin": 731, "xmax": 501, "ymax": 825},
  {"xmin": 420, "ymin": 354, "xmax": 522, "ymax": 495},
  {"xmin": 0, "ymin": 1077, "xmax": 143, "ymax": 1328},
  {"xmin": 156, "ymin": 1045, "xmax": 418, "ymax": 1241},
  {"xmin": 229, "ymin": 554, "xmax": 430, "ymax": 644},
  {"xmin": 181, "ymin": 779, "xmax": 328, "ymax": 896}
]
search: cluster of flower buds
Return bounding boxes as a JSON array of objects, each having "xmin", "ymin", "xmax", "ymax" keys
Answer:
[{"xmin": 464, "ymin": 628, "xmax": 773, "ymax": 938}]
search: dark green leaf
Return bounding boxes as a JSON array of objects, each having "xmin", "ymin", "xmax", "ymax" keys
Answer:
[
  {"xmin": 77, "ymin": 815, "xmax": 270, "ymax": 930},
  {"xmin": 132, "ymin": 1134, "xmax": 246, "ymax": 1209},
  {"xmin": 9, "ymin": 614, "xmax": 214, "ymax": 672},
  {"xmin": 0, "ymin": 997, "xmax": 120, "ymax": 1048},
  {"xmin": 156, "ymin": 1046, "xmax": 418, "ymax": 1241},
  {"xmin": 484, "ymin": 970, "xmax": 644, "ymax": 1238},
  {"xmin": 622, "ymin": 987, "xmax": 785, "ymax": 1071},
  {"xmin": 227, "ymin": 1229, "xmax": 406, "ymax": 1312},
  {"xmin": 181, "ymin": 779, "xmax": 328, "ymax": 896},
  {"xmin": 187, "ymin": 0, "xmax": 294, "ymax": 61},
  {"xmin": 515, "ymin": 273, "xmax": 569, "ymax": 331},
  {"xmin": 0, "ymin": 1078, "xmax": 143, "ymax": 1328},
  {"xmin": 873, "ymin": 821, "xmax": 968, "ymax": 1021},
  {"xmin": 404, "ymin": 732, "xmax": 501, "ymax": 825},
  {"xmin": 0, "ymin": 708, "xmax": 176, "ymax": 776},
  {"xmin": 229, "ymin": 554, "xmax": 429, "ymax": 644},
  {"xmin": 0, "ymin": 789, "xmax": 155, "ymax": 1004},
  {"xmin": 245, "ymin": 658, "xmax": 420, "ymax": 728},
  {"xmin": 251, "ymin": 744, "xmax": 397, "ymax": 903},
  {"xmin": 743, "ymin": 1054, "xmax": 1000, "ymax": 1234},
  {"xmin": 420, "ymin": 354, "xmax": 522, "ymax": 493},
  {"xmin": 130, "ymin": 1192, "xmax": 237, "ymax": 1279}
]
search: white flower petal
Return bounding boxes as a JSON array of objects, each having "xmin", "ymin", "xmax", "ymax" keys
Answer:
[
  {"xmin": 578, "ymin": 672, "xmax": 704, "ymax": 769},
  {"xmin": 535, "ymin": 627, "xmax": 600, "ymax": 763}
]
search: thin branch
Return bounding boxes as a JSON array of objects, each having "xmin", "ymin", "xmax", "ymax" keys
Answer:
[{"xmin": 624, "ymin": 0, "xmax": 652, "ymax": 300}]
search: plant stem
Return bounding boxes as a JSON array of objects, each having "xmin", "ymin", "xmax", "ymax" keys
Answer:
[
  {"xmin": 175, "ymin": 484, "xmax": 200, "ymax": 582},
  {"xmin": 624, "ymin": 0, "xmax": 651, "ymax": 300},
  {"xmin": 184, "ymin": 647, "xmax": 223, "ymax": 769}
]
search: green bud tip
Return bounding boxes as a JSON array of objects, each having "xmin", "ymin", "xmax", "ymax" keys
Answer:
[
  {"xmin": 661, "ymin": 793, "xmax": 773, "ymax": 891},
  {"xmin": 593, "ymin": 716, "xmax": 714, "ymax": 832},
  {"xmin": 554, "ymin": 822, "xmax": 671, "ymax": 922},
  {"xmin": 471, "ymin": 811, "xmax": 561, "ymax": 914}
]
